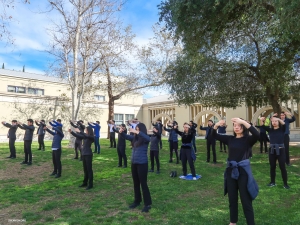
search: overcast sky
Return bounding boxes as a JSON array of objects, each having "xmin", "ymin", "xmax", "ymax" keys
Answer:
[{"xmin": 0, "ymin": 0, "xmax": 168, "ymax": 98}]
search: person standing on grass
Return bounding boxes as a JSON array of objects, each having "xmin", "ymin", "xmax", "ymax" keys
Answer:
[
  {"xmin": 17, "ymin": 119, "xmax": 35, "ymax": 166},
  {"xmin": 44, "ymin": 125, "xmax": 64, "ymax": 178},
  {"xmin": 280, "ymin": 111, "xmax": 296, "ymax": 166},
  {"xmin": 148, "ymin": 127, "xmax": 161, "ymax": 174},
  {"xmin": 189, "ymin": 120, "xmax": 198, "ymax": 153},
  {"xmin": 70, "ymin": 120, "xmax": 85, "ymax": 160},
  {"xmin": 2, "ymin": 120, "xmax": 18, "ymax": 159},
  {"xmin": 118, "ymin": 123, "xmax": 152, "ymax": 213},
  {"xmin": 69, "ymin": 126, "xmax": 95, "ymax": 190},
  {"xmin": 88, "ymin": 121, "xmax": 101, "ymax": 154},
  {"xmin": 35, "ymin": 120, "xmax": 46, "ymax": 151},
  {"xmin": 164, "ymin": 121, "xmax": 179, "ymax": 164},
  {"xmin": 212, "ymin": 118, "xmax": 259, "ymax": 225},
  {"xmin": 255, "ymin": 117, "xmax": 269, "ymax": 154},
  {"xmin": 107, "ymin": 120, "xmax": 116, "ymax": 148},
  {"xmin": 218, "ymin": 122, "xmax": 227, "ymax": 153},
  {"xmin": 152, "ymin": 119, "xmax": 163, "ymax": 150},
  {"xmin": 112, "ymin": 124, "xmax": 128, "ymax": 168},
  {"xmin": 258, "ymin": 115, "xmax": 290, "ymax": 189},
  {"xmin": 174, "ymin": 123, "xmax": 197, "ymax": 180},
  {"xmin": 200, "ymin": 120, "xmax": 217, "ymax": 163}
]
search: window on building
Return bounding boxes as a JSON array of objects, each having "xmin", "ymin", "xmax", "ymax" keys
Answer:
[
  {"xmin": 7, "ymin": 85, "xmax": 26, "ymax": 93},
  {"xmin": 125, "ymin": 114, "xmax": 135, "ymax": 122},
  {"xmin": 114, "ymin": 114, "xmax": 124, "ymax": 125},
  {"xmin": 94, "ymin": 95, "xmax": 105, "ymax": 101},
  {"xmin": 28, "ymin": 88, "xmax": 44, "ymax": 95}
]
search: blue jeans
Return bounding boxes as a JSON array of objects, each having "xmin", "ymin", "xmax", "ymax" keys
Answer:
[{"xmin": 94, "ymin": 137, "xmax": 100, "ymax": 153}]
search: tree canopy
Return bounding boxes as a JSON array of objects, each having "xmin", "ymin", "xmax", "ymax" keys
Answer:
[{"xmin": 159, "ymin": 0, "xmax": 300, "ymax": 113}]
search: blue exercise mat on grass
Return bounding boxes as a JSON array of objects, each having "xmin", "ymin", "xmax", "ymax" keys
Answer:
[{"xmin": 179, "ymin": 174, "xmax": 202, "ymax": 180}]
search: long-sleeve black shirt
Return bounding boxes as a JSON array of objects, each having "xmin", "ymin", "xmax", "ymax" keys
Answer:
[
  {"xmin": 212, "ymin": 126, "xmax": 259, "ymax": 162},
  {"xmin": 112, "ymin": 127, "xmax": 127, "ymax": 147},
  {"xmin": 70, "ymin": 122, "xmax": 85, "ymax": 140},
  {"xmin": 174, "ymin": 129, "xmax": 193, "ymax": 149},
  {"xmin": 259, "ymin": 125, "xmax": 285, "ymax": 144},
  {"xmin": 148, "ymin": 131, "xmax": 161, "ymax": 151},
  {"xmin": 70, "ymin": 131, "xmax": 94, "ymax": 155}
]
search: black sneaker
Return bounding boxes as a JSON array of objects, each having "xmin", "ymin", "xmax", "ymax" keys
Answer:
[
  {"xmin": 6, "ymin": 156, "xmax": 12, "ymax": 158},
  {"xmin": 20, "ymin": 161, "xmax": 27, "ymax": 164},
  {"xmin": 27, "ymin": 162, "xmax": 32, "ymax": 166},
  {"xmin": 50, "ymin": 172, "xmax": 57, "ymax": 176},
  {"xmin": 156, "ymin": 171, "xmax": 160, "ymax": 174},
  {"xmin": 129, "ymin": 202, "xmax": 140, "ymax": 209},
  {"xmin": 11, "ymin": 157, "xmax": 16, "ymax": 159},
  {"xmin": 86, "ymin": 186, "xmax": 93, "ymax": 190},
  {"xmin": 148, "ymin": 169, "xmax": 154, "ymax": 172},
  {"xmin": 168, "ymin": 160, "xmax": 173, "ymax": 163},
  {"xmin": 118, "ymin": 165, "xmax": 122, "ymax": 167},
  {"xmin": 267, "ymin": 182, "xmax": 276, "ymax": 187},
  {"xmin": 79, "ymin": 184, "xmax": 87, "ymax": 187},
  {"xmin": 122, "ymin": 165, "xmax": 127, "ymax": 168},
  {"xmin": 284, "ymin": 185, "xmax": 290, "ymax": 189},
  {"xmin": 55, "ymin": 174, "xmax": 61, "ymax": 178},
  {"xmin": 141, "ymin": 205, "xmax": 151, "ymax": 213}
]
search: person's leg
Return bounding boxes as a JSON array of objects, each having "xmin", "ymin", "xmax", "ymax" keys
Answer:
[
  {"xmin": 119, "ymin": 145, "xmax": 127, "ymax": 167},
  {"xmin": 284, "ymin": 134, "xmax": 290, "ymax": 165},
  {"xmin": 278, "ymin": 150, "xmax": 288, "ymax": 186},
  {"xmin": 206, "ymin": 140, "xmax": 210, "ymax": 162},
  {"xmin": 9, "ymin": 139, "xmax": 13, "ymax": 157},
  {"xmin": 212, "ymin": 140, "xmax": 217, "ymax": 163},
  {"xmin": 82, "ymin": 156, "xmax": 88, "ymax": 185},
  {"xmin": 56, "ymin": 149, "xmax": 62, "ymax": 176},
  {"xmin": 169, "ymin": 141, "xmax": 173, "ymax": 162},
  {"xmin": 174, "ymin": 142, "xmax": 179, "ymax": 163},
  {"xmin": 38, "ymin": 135, "xmax": 41, "ymax": 150},
  {"xmin": 24, "ymin": 141, "xmax": 28, "ymax": 162},
  {"xmin": 155, "ymin": 151, "xmax": 160, "ymax": 171},
  {"xmin": 220, "ymin": 140, "xmax": 223, "ymax": 152},
  {"xmin": 117, "ymin": 147, "xmax": 122, "ymax": 166},
  {"xmin": 52, "ymin": 151, "xmax": 57, "ymax": 174},
  {"xmin": 74, "ymin": 141, "xmax": 79, "ymax": 159},
  {"xmin": 192, "ymin": 136, "xmax": 197, "ymax": 153},
  {"xmin": 97, "ymin": 137, "xmax": 101, "ymax": 153},
  {"xmin": 238, "ymin": 168, "xmax": 255, "ymax": 225},
  {"xmin": 186, "ymin": 148, "xmax": 196, "ymax": 177},
  {"xmin": 78, "ymin": 140, "xmax": 83, "ymax": 160},
  {"xmin": 110, "ymin": 132, "xmax": 113, "ymax": 147},
  {"xmin": 137, "ymin": 163, "xmax": 152, "ymax": 206},
  {"xmin": 181, "ymin": 149, "xmax": 188, "ymax": 176},
  {"xmin": 269, "ymin": 153, "xmax": 277, "ymax": 184},
  {"xmin": 112, "ymin": 132, "xmax": 116, "ymax": 148},
  {"xmin": 131, "ymin": 163, "xmax": 142, "ymax": 204},
  {"xmin": 86, "ymin": 155, "xmax": 93, "ymax": 188},
  {"xmin": 150, "ymin": 151, "xmax": 154, "ymax": 171},
  {"xmin": 27, "ymin": 141, "xmax": 32, "ymax": 162},
  {"xmin": 226, "ymin": 170, "xmax": 239, "ymax": 224}
]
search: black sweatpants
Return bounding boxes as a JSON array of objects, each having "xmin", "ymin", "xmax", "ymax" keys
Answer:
[
  {"xmin": 259, "ymin": 133, "xmax": 268, "ymax": 153},
  {"xmin": 117, "ymin": 145, "xmax": 127, "ymax": 166},
  {"xmin": 75, "ymin": 139, "xmax": 83, "ymax": 159},
  {"xmin": 9, "ymin": 138, "xmax": 16, "ymax": 157},
  {"xmin": 169, "ymin": 141, "xmax": 179, "ymax": 162},
  {"xmin": 82, "ymin": 155, "xmax": 93, "ymax": 187},
  {"xmin": 24, "ymin": 140, "xmax": 32, "ymax": 162},
  {"xmin": 284, "ymin": 134, "xmax": 290, "ymax": 165},
  {"xmin": 220, "ymin": 140, "xmax": 227, "ymax": 151},
  {"xmin": 269, "ymin": 149, "xmax": 288, "ymax": 185},
  {"xmin": 110, "ymin": 132, "xmax": 116, "ymax": 147},
  {"xmin": 150, "ymin": 151, "xmax": 160, "ymax": 171},
  {"xmin": 226, "ymin": 168, "xmax": 255, "ymax": 225},
  {"xmin": 38, "ymin": 135, "xmax": 45, "ymax": 150},
  {"xmin": 181, "ymin": 147, "xmax": 196, "ymax": 177},
  {"xmin": 206, "ymin": 139, "xmax": 216, "ymax": 162},
  {"xmin": 52, "ymin": 149, "xmax": 62, "ymax": 175},
  {"xmin": 131, "ymin": 163, "xmax": 152, "ymax": 206}
]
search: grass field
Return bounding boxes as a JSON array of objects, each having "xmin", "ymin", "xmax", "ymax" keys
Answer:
[{"xmin": 0, "ymin": 139, "xmax": 299, "ymax": 225}]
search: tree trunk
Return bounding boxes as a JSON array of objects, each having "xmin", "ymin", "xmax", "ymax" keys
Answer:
[{"xmin": 107, "ymin": 98, "xmax": 114, "ymax": 138}]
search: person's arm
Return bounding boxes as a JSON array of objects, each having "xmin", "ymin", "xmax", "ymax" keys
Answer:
[
  {"xmin": 80, "ymin": 132, "xmax": 94, "ymax": 141},
  {"xmin": 193, "ymin": 123, "xmax": 198, "ymax": 128},
  {"xmin": 3, "ymin": 122, "xmax": 12, "ymax": 128},
  {"xmin": 53, "ymin": 127, "xmax": 64, "ymax": 137},
  {"xmin": 163, "ymin": 126, "xmax": 171, "ymax": 132},
  {"xmin": 78, "ymin": 123, "xmax": 85, "ymax": 130},
  {"xmin": 17, "ymin": 123, "xmax": 25, "ymax": 130},
  {"xmin": 120, "ymin": 132, "xmax": 134, "ymax": 141},
  {"xmin": 247, "ymin": 126, "xmax": 260, "ymax": 146},
  {"xmin": 35, "ymin": 121, "xmax": 40, "ymax": 126},
  {"xmin": 70, "ymin": 121, "xmax": 78, "ymax": 128},
  {"xmin": 212, "ymin": 121, "xmax": 230, "ymax": 144},
  {"xmin": 112, "ymin": 127, "xmax": 119, "ymax": 133},
  {"xmin": 285, "ymin": 112, "xmax": 296, "ymax": 123},
  {"xmin": 174, "ymin": 128, "xmax": 183, "ymax": 136},
  {"xmin": 21, "ymin": 124, "xmax": 35, "ymax": 130},
  {"xmin": 45, "ymin": 127, "xmax": 55, "ymax": 136},
  {"xmin": 137, "ymin": 131, "xmax": 151, "ymax": 143},
  {"xmin": 88, "ymin": 122, "xmax": 95, "ymax": 128},
  {"xmin": 199, "ymin": 125, "xmax": 207, "ymax": 130},
  {"xmin": 70, "ymin": 131, "xmax": 85, "ymax": 139}
]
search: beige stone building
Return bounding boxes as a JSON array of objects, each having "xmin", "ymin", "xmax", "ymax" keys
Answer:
[{"xmin": 0, "ymin": 68, "xmax": 299, "ymax": 141}]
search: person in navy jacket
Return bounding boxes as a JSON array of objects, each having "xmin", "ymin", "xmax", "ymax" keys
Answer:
[
  {"xmin": 164, "ymin": 121, "xmax": 179, "ymax": 164},
  {"xmin": 2, "ymin": 120, "xmax": 18, "ymax": 159},
  {"xmin": 212, "ymin": 118, "xmax": 259, "ymax": 225},
  {"xmin": 44, "ymin": 125, "xmax": 64, "ymax": 178},
  {"xmin": 200, "ymin": 120, "xmax": 217, "ymax": 163},
  {"xmin": 88, "ymin": 121, "xmax": 101, "ymax": 154},
  {"xmin": 49, "ymin": 119, "xmax": 63, "ymax": 127},
  {"xmin": 118, "ymin": 123, "xmax": 152, "ymax": 213}
]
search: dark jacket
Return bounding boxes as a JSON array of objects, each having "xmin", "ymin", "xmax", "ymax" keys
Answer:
[
  {"xmin": 18, "ymin": 124, "xmax": 35, "ymax": 141},
  {"xmin": 70, "ymin": 121, "xmax": 85, "ymax": 141},
  {"xmin": 4, "ymin": 123, "xmax": 18, "ymax": 139},
  {"xmin": 283, "ymin": 116, "xmax": 296, "ymax": 135},
  {"xmin": 164, "ymin": 126, "xmax": 178, "ymax": 142},
  {"xmin": 152, "ymin": 122, "xmax": 162, "ymax": 135},
  {"xmin": 200, "ymin": 125, "xmax": 215, "ymax": 141},
  {"xmin": 225, "ymin": 159, "xmax": 259, "ymax": 200},
  {"xmin": 45, "ymin": 127, "xmax": 64, "ymax": 149},
  {"xmin": 121, "ymin": 131, "xmax": 150, "ymax": 164},
  {"xmin": 149, "ymin": 131, "xmax": 160, "ymax": 151},
  {"xmin": 70, "ymin": 131, "xmax": 94, "ymax": 155},
  {"xmin": 190, "ymin": 122, "xmax": 197, "ymax": 136},
  {"xmin": 35, "ymin": 121, "xmax": 46, "ymax": 135},
  {"xmin": 49, "ymin": 120, "xmax": 63, "ymax": 127},
  {"xmin": 113, "ymin": 127, "xmax": 127, "ymax": 147}
]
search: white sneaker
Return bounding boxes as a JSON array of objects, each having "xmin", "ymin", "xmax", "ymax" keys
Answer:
[
  {"xmin": 179, "ymin": 175, "xmax": 186, "ymax": 179},
  {"xmin": 193, "ymin": 177, "xmax": 197, "ymax": 180}
]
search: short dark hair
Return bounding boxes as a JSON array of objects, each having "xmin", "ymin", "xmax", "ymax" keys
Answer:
[
  {"xmin": 96, "ymin": 121, "xmax": 100, "ymax": 124},
  {"xmin": 190, "ymin": 120, "xmax": 193, "ymax": 123},
  {"xmin": 27, "ymin": 119, "xmax": 33, "ymax": 123},
  {"xmin": 112, "ymin": 120, "xmax": 115, "ymax": 123},
  {"xmin": 157, "ymin": 119, "xmax": 161, "ymax": 122},
  {"xmin": 57, "ymin": 119, "xmax": 62, "ymax": 123},
  {"xmin": 12, "ymin": 120, "xmax": 17, "ymax": 123},
  {"xmin": 208, "ymin": 120, "xmax": 213, "ymax": 123},
  {"xmin": 41, "ymin": 119, "xmax": 45, "ymax": 123}
]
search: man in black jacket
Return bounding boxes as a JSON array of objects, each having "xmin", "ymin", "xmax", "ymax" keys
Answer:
[
  {"xmin": 200, "ymin": 120, "xmax": 217, "ymax": 164},
  {"xmin": 2, "ymin": 120, "xmax": 18, "ymax": 159},
  {"xmin": 70, "ymin": 120, "xmax": 85, "ymax": 160},
  {"xmin": 152, "ymin": 119, "xmax": 163, "ymax": 150},
  {"xmin": 35, "ymin": 120, "xmax": 46, "ymax": 151},
  {"xmin": 189, "ymin": 120, "xmax": 198, "ymax": 153},
  {"xmin": 17, "ymin": 119, "xmax": 35, "ymax": 165}
]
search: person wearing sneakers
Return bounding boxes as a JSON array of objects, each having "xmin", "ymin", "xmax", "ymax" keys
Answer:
[
  {"xmin": 148, "ymin": 127, "xmax": 160, "ymax": 174},
  {"xmin": 217, "ymin": 123, "xmax": 227, "ymax": 153},
  {"xmin": 200, "ymin": 120, "xmax": 217, "ymax": 163},
  {"xmin": 44, "ymin": 125, "xmax": 64, "ymax": 178},
  {"xmin": 2, "ymin": 120, "xmax": 18, "ymax": 159},
  {"xmin": 259, "ymin": 115, "xmax": 289, "ymax": 189},
  {"xmin": 112, "ymin": 124, "xmax": 128, "ymax": 168},
  {"xmin": 17, "ymin": 119, "xmax": 35, "ymax": 166},
  {"xmin": 212, "ymin": 118, "xmax": 259, "ymax": 225},
  {"xmin": 174, "ymin": 123, "xmax": 197, "ymax": 180},
  {"xmin": 70, "ymin": 120, "xmax": 85, "ymax": 160},
  {"xmin": 164, "ymin": 121, "xmax": 179, "ymax": 164},
  {"xmin": 118, "ymin": 123, "xmax": 152, "ymax": 213},
  {"xmin": 88, "ymin": 121, "xmax": 101, "ymax": 154},
  {"xmin": 35, "ymin": 120, "xmax": 46, "ymax": 151}
]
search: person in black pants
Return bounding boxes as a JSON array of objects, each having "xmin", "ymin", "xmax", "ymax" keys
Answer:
[
  {"xmin": 44, "ymin": 125, "xmax": 64, "ymax": 178},
  {"xmin": 174, "ymin": 123, "xmax": 197, "ymax": 180},
  {"xmin": 255, "ymin": 117, "xmax": 269, "ymax": 153},
  {"xmin": 118, "ymin": 123, "xmax": 152, "ymax": 213},
  {"xmin": 148, "ymin": 127, "xmax": 160, "ymax": 174},
  {"xmin": 70, "ymin": 120, "xmax": 85, "ymax": 160},
  {"xmin": 212, "ymin": 118, "xmax": 260, "ymax": 225},
  {"xmin": 258, "ymin": 115, "xmax": 290, "ymax": 189},
  {"xmin": 152, "ymin": 120, "xmax": 163, "ymax": 149},
  {"xmin": 2, "ymin": 120, "xmax": 18, "ymax": 159},
  {"xmin": 69, "ymin": 126, "xmax": 95, "ymax": 190},
  {"xmin": 280, "ymin": 111, "xmax": 296, "ymax": 166},
  {"xmin": 112, "ymin": 124, "xmax": 127, "ymax": 168},
  {"xmin": 200, "ymin": 120, "xmax": 217, "ymax": 163},
  {"xmin": 189, "ymin": 120, "xmax": 198, "ymax": 153},
  {"xmin": 17, "ymin": 119, "xmax": 35, "ymax": 165},
  {"xmin": 164, "ymin": 121, "xmax": 179, "ymax": 164},
  {"xmin": 217, "ymin": 123, "xmax": 227, "ymax": 153},
  {"xmin": 107, "ymin": 120, "xmax": 116, "ymax": 148},
  {"xmin": 35, "ymin": 120, "xmax": 46, "ymax": 151}
]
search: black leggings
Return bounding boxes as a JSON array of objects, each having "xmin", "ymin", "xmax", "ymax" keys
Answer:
[
  {"xmin": 259, "ymin": 133, "xmax": 268, "ymax": 153},
  {"xmin": 169, "ymin": 141, "xmax": 178, "ymax": 162},
  {"xmin": 150, "ymin": 151, "xmax": 160, "ymax": 171},
  {"xmin": 110, "ymin": 132, "xmax": 116, "ymax": 147},
  {"xmin": 24, "ymin": 140, "xmax": 32, "ymax": 162},
  {"xmin": 284, "ymin": 134, "xmax": 290, "ymax": 165},
  {"xmin": 75, "ymin": 139, "xmax": 82, "ymax": 159},
  {"xmin": 206, "ymin": 139, "xmax": 216, "ymax": 162},
  {"xmin": 131, "ymin": 163, "xmax": 152, "ymax": 206},
  {"xmin": 82, "ymin": 155, "xmax": 93, "ymax": 187},
  {"xmin": 38, "ymin": 135, "xmax": 45, "ymax": 150},
  {"xmin": 220, "ymin": 140, "xmax": 227, "ymax": 151},
  {"xmin": 226, "ymin": 168, "xmax": 254, "ymax": 225},
  {"xmin": 269, "ymin": 149, "xmax": 288, "ymax": 185},
  {"xmin": 180, "ymin": 147, "xmax": 196, "ymax": 177},
  {"xmin": 52, "ymin": 149, "xmax": 62, "ymax": 175},
  {"xmin": 117, "ymin": 145, "xmax": 127, "ymax": 166},
  {"xmin": 9, "ymin": 138, "xmax": 16, "ymax": 157}
]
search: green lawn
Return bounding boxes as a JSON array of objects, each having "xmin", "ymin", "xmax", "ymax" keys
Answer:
[{"xmin": 0, "ymin": 139, "xmax": 299, "ymax": 225}]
